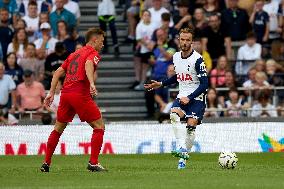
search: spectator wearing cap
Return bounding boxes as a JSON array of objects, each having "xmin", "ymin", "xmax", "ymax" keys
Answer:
[
  {"xmin": 0, "ymin": 63, "xmax": 16, "ymax": 114},
  {"xmin": 236, "ymin": 32, "xmax": 262, "ymax": 75},
  {"xmin": 44, "ymin": 41, "xmax": 68, "ymax": 89},
  {"xmin": 18, "ymin": 43, "xmax": 44, "ymax": 82},
  {"xmin": 16, "ymin": 69, "xmax": 46, "ymax": 112},
  {"xmin": 34, "ymin": 22, "xmax": 58, "ymax": 57},
  {"xmin": 221, "ymin": 0, "xmax": 250, "ymax": 41},
  {"xmin": 33, "ymin": 12, "xmax": 49, "ymax": 40},
  {"xmin": 0, "ymin": 8, "xmax": 13, "ymax": 60},
  {"xmin": 22, "ymin": 1, "xmax": 39, "ymax": 42},
  {"xmin": 49, "ymin": 0, "xmax": 76, "ymax": 36},
  {"xmin": 63, "ymin": 27, "xmax": 84, "ymax": 54}
]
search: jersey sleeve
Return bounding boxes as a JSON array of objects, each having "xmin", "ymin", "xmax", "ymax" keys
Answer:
[
  {"xmin": 61, "ymin": 55, "xmax": 71, "ymax": 71},
  {"xmin": 187, "ymin": 57, "xmax": 209, "ymax": 100},
  {"xmin": 86, "ymin": 52, "xmax": 101, "ymax": 66}
]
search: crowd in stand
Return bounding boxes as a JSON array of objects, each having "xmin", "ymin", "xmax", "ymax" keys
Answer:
[
  {"xmin": 123, "ymin": 0, "xmax": 284, "ymax": 119},
  {"xmin": 0, "ymin": 0, "xmax": 83, "ymax": 124}
]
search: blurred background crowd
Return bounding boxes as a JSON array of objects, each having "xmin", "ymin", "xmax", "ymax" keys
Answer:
[{"xmin": 0, "ymin": 0, "xmax": 284, "ymax": 125}]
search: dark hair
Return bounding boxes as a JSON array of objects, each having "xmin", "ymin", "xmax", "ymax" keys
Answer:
[
  {"xmin": 141, "ymin": 9, "xmax": 151, "ymax": 17},
  {"xmin": 41, "ymin": 113, "xmax": 52, "ymax": 125},
  {"xmin": 207, "ymin": 88, "xmax": 218, "ymax": 107},
  {"xmin": 246, "ymin": 31, "xmax": 256, "ymax": 39},
  {"xmin": 85, "ymin": 28, "xmax": 105, "ymax": 43},
  {"xmin": 55, "ymin": 42, "xmax": 66, "ymax": 53},
  {"xmin": 161, "ymin": 12, "xmax": 171, "ymax": 22},
  {"xmin": 28, "ymin": 1, "xmax": 37, "ymax": 7},
  {"xmin": 177, "ymin": 0, "xmax": 189, "ymax": 7},
  {"xmin": 229, "ymin": 87, "xmax": 238, "ymax": 94},
  {"xmin": 0, "ymin": 8, "xmax": 8, "ymax": 13},
  {"xmin": 5, "ymin": 52, "xmax": 21, "ymax": 70}
]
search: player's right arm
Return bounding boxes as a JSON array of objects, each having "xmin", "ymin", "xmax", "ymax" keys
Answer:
[{"xmin": 44, "ymin": 67, "xmax": 65, "ymax": 108}]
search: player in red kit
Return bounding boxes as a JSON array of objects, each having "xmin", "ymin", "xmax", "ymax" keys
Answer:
[{"xmin": 40, "ymin": 28, "xmax": 107, "ymax": 172}]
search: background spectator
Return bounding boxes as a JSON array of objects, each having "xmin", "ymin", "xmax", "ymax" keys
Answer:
[
  {"xmin": 18, "ymin": 43, "xmax": 44, "ymax": 82},
  {"xmin": 204, "ymin": 88, "xmax": 222, "ymax": 118},
  {"xmin": 251, "ymin": 90, "xmax": 278, "ymax": 117},
  {"xmin": 4, "ymin": 52, "xmax": 23, "ymax": 85},
  {"xmin": 7, "ymin": 28, "xmax": 28, "ymax": 61},
  {"xmin": 210, "ymin": 55, "xmax": 229, "ymax": 88},
  {"xmin": 0, "ymin": 8, "xmax": 13, "ymax": 60},
  {"xmin": 224, "ymin": 88, "xmax": 247, "ymax": 117},
  {"xmin": 203, "ymin": 0, "xmax": 220, "ymax": 18},
  {"xmin": 148, "ymin": 0, "xmax": 170, "ymax": 30},
  {"xmin": 192, "ymin": 37, "xmax": 212, "ymax": 72},
  {"xmin": 16, "ymin": 69, "xmax": 45, "ymax": 112},
  {"xmin": 22, "ymin": 1, "xmax": 39, "ymax": 42},
  {"xmin": 56, "ymin": 20, "xmax": 69, "ymax": 41},
  {"xmin": 236, "ymin": 32, "xmax": 262, "ymax": 75},
  {"xmin": 97, "ymin": 0, "xmax": 119, "ymax": 56},
  {"xmin": 63, "ymin": 27, "xmax": 84, "ymax": 54},
  {"xmin": 173, "ymin": 0, "xmax": 191, "ymax": 31},
  {"xmin": 192, "ymin": 8, "xmax": 208, "ymax": 38}
]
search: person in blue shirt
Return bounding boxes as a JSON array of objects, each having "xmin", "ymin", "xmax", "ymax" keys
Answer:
[{"xmin": 49, "ymin": 0, "xmax": 76, "ymax": 36}]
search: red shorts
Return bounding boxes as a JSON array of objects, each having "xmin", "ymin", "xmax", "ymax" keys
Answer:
[{"xmin": 57, "ymin": 93, "xmax": 101, "ymax": 123}]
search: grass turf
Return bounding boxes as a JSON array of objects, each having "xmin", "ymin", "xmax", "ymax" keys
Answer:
[{"xmin": 0, "ymin": 153, "xmax": 283, "ymax": 189}]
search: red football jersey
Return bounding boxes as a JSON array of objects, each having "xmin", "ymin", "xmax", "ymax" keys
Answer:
[{"xmin": 61, "ymin": 45, "xmax": 101, "ymax": 94}]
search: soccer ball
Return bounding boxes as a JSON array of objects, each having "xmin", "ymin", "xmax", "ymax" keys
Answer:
[{"xmin": 218, "ymin": 152, "xmax": 238, "ymax": 169}]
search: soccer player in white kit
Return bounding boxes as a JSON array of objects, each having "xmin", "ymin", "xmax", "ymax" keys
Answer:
[{"xmin": 144, "ymin": 27, "xmax": 208, "ymax": 169}]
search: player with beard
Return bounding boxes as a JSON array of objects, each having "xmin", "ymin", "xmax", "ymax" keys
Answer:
[{"xmin": 144, "ymin": 27, "xmax": 208, "ymax": 169}]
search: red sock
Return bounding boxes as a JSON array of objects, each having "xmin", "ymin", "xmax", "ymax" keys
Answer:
[
  {"xmin": 90, "ymin": 129, "xmax": 104, "ymax": 165},
  {"xmin": 45, "ymin": 130, "xmax": 62, "ymax": 165}
]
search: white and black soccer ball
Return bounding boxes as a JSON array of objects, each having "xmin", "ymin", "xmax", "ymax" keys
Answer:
[{"xmin": 218, "ymin": 152, "xmax": 238, "ymax": 169}]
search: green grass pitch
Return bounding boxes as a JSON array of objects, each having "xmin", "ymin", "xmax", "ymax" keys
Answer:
[{"xmin": 0, "ymin": 153, "xmax": 283, "ymax": 189}]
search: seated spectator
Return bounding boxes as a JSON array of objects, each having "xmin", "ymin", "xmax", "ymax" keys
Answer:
[
  {"xmin": 7, "ymin": 28, "xmax": 28, "ymax": 61},
  {"xmin": 201, "ymin": 13, "xmax": 232, "ymax": 61},
  {"xmin": 56, "ymin": 20, "xmax": 69, "ymax": 41},
  {"xmin": 63, "ymin": 27, "xmax": 84, "ymax": 54},
  {"xmin": 173, "ymin": 0, "xmax": 191, "ymax": 31},
  {"xmin": 33, "ymin": 12, "xmax": 49, "ymax": 40},
  {"xmin": 251, "ymin": 90, "xmax": 277, "ymax": 117},
  {"xmin": 192, "ymin": 37, "xmax": 212, "ymax": 72},
  {"xmin": 44, "ymin": 42, "xmax": 68, "ymax": 89},
  {"xmin": 14, "ymin": 18, "xmax": 27, "ymax": 30},
  {"xmin": 19, "ymin": 0, "xmax": 51, "ymax": 16},
  {"xmin": 224, "ymin": 88, "xmax": 248, "ymax": 117},
  {"xmin": 132, "ymin": 10, "xmax": 155, "ymax": 90},
  {"xmin": 0, "ymin": 8, "xmax": 14, "ymax": 60},
  {"xmin": 97, "ymin": 0, "xmax": 119, "ymax": 56},
  {"xmin": 0, "ymin": 0, "xmax": 17, "ymax": 24},
  {"xmin": 243, "ymin": 68, "xmax": 260, "ymax": 88},
  {"xmin": 151, "ymin": 13, "xmax": 178, "ymax": 44},
  {"xmin": 4, "ymin": 52, "xmax": 23, "ymax": 85},
  {"xmin": 22, "ymin": 1, "xmax": 39, "ymax": 42},
  {"xmin": 34, "ymin": 22, "xmax": 58, "ymax": 57},
  {"xmin": 203, "ymin": 0, "xmax": 220, "ymax": 18},
  {"xmin": 16, "ymin": 69, "xmax": 46, "ymax": 112},
  {"xmin": 221, "ymin": 0, "xmax": 250, "ymax": 41},
  {"xmin": 204, "ymin": 88, "xmax": 223, "ymax": 118},
  {"xmin": 18, "ymin": 43, "xmax": 44, "ymax": 82},
  {"xmin": 236, "ymin": 32, "xmax": 262, "ymax": 75},
  {"xmin": 192, "ymin": 8, "xmax": 208, "ymax": 38},
  {"xmin": 252, "ymin": 71, "xmax": 270, "ymax": 89},
  {"xmin": 254, "ymin": 59, "xmax": 266, "ymax": 72},
  {"xmin": 249, "ymin": 0, "xmax": 269, "ymax": 44},
  {"xmin": 49, "ymin": 0, "xmax": 76, "ymax": 36},
  {"xmin": 0, "ymin": 63, "xmax": 16, "ymax": 114},
  {"xmin": 52, "ymin": 0, "xmax": 81, "ymax": 20},
  {"xmin": 148, "ymin": 0, "xmax": 170, "ymax": 30},
  {"xmin": 210, "ymin": 55, "xmax": 228, "ymax": 88}
]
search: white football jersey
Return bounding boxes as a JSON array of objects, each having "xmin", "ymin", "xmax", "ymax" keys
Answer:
[{"xmin": 173, "ymin": 50, "xmax": 207, "ymax": 100}]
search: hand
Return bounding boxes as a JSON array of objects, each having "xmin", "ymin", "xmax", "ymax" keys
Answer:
[
  {"xmin": 182, "ymin": 15, "xmax": 191, "ymax": 23},
  {"xmin": 9, "ymin": 107, "xmax": 16, "ymax": 114},
  {"xmin": 144, "ymin": 80, "xmax": 162, "ymax": 91},
  {"xmin": 90, "ymin": 84, "xmax": 98, "ymax": 97},
  {"xmin": 44, "ymin": 93, "xmax": 54, "ymax": 108},
  {"xmin": 262, "ymin": 36, "xmax": 268, "ymax": 42},
  {"xmin": 180, "ymin": 97, "xmax": 190, "ymax": 105}
]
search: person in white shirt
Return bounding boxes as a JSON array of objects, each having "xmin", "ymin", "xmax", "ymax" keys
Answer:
[
  {"xmin": 251, "ymin": 90, "xmax": 278, "ymax": 117},
  {"xmin": 7, "ymin": 28, "xmax": 28, "ymax": 62},
  {"xmin": 34, "ymin": 22, "xmax": 58, "ymax": 57},
  {"xmin": 148, "ymin": 0, "xmax": 171, "ymax": 30},
  {"xmin": 22, "ymin": 1, "xmax": 39, "ymax": 42},
  {"xmin": 263, "ymin": 0, "xmax": 282, "ymax": 40},
  {"xmin": 236, "ymin": 32, "xmax": 262, "ymax": 75},
  {"xmin": 134, "ymin": 10, "xmax": 155, "ymax": 90}
]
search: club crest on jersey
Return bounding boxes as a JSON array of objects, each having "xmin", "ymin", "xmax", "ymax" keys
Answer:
[
  {"xmin": 187, "ymin": 65, "xmax": 190, "ymax": 71},
  {"xmin": 94, "ymin": 56, "xmax": 99, "ymax": 65},
  {"xmin": 177, "ymin": 73, "xmax": 193, "ymax": 81},
  {"xmin": 200, "ymin": 62, "xmax": 206, "ymax": 72}
]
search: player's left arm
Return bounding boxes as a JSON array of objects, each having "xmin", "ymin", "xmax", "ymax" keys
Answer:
[{"xmin": 187, "ymin": 57, "xmax": 209, "ymax": 101}]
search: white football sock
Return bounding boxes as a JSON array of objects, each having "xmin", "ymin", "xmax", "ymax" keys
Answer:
[
  {"xmin": 186, "ymin": 129, "xmax": 196, "ymax": 152},
  {"xmin": 170, "ymin": 113, "xmax": 187, "ymax": 150}
]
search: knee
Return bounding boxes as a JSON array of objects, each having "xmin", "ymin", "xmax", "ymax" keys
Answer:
[
  {"xmin": 89, "ymin": 119, "xmax": 105, "ymax": 130},
  {"xmin": 170, "ymin": 112, "xmax": 180, "ymax": 124}
]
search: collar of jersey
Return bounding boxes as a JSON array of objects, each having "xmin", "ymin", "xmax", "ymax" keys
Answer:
[{"xmin": 181, "ymin": 50, "xmax": 194, "ymax": 59}]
